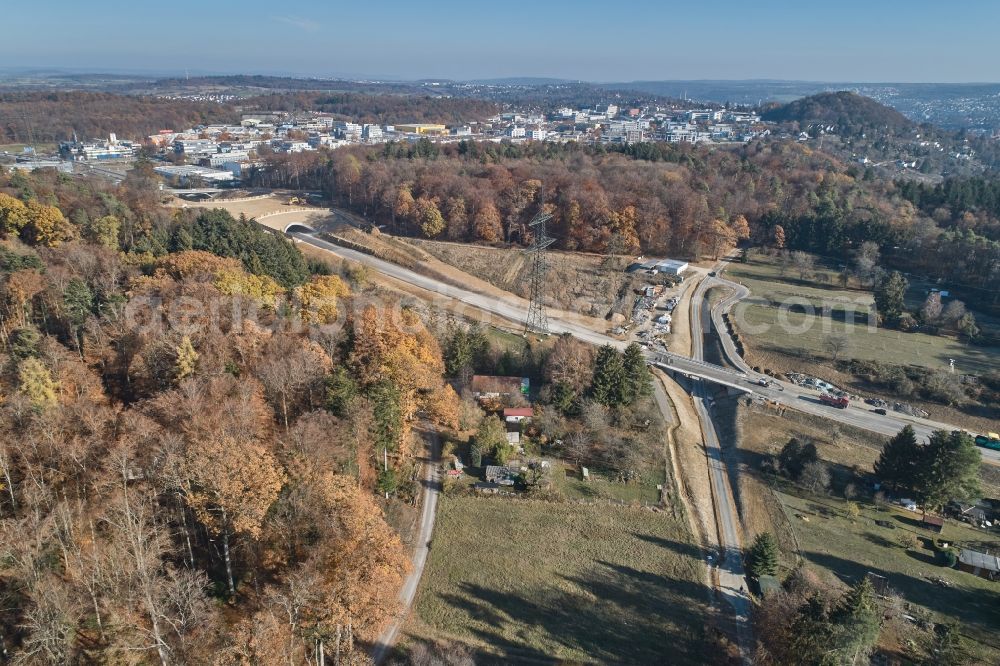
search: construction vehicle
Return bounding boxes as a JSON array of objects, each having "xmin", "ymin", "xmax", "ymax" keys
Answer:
[
  {"xmin": 820, "ymin": 392, "xmax": 849, "ymax": 409},
  {"xmin": 287, "ymin": 196, "xmax": 302, "ymax": 205}
]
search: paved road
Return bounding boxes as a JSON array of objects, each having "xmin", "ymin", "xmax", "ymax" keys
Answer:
[
  {"xmin": 694, "ymin": 269, "xmax": 1000, "ymax": 465},
  {"xmin": 371, "ymin": 429, "xmax": 441, "ymax": 664},
  {"xmin": 291, "ymin": 231, "xmax": 614, "ymax": 347},
  {"xmin": 689, "ymin": 276, "xmax": 752, "ymax": 655},
  {"xmin": 289, "ymin": 230, "xmax": 996, "ymax": 461}
]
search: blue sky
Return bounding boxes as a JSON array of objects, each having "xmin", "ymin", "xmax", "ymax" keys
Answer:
[{"xmin": 3, "ymin": 1, "xmax": 998, "ymax": 82}]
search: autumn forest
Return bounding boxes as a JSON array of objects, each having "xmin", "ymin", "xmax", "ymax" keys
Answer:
[
  {"xmin": 250, "ymin": 140, "xmax": 1000, "ymax": 314},
  {"xmin": 0, "ymin": 167, "xmax": 464, "ymax": 663}
]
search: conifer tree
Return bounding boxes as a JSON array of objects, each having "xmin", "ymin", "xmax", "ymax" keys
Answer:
[
  {"xmin": 17, "ymin": 357, "xmax": 58, "ymax": 411},
  {"xmin": 830, "ymin": 577, "xmax": 882, "ymax": 664},
  {"xmin": 590, "ymin": 345, "xmax": 626, "ymax": 407},
  {"xmin": 745, "ymin": 532, "xmax": 779, "ymax": 577},
  {"xmin": 918, "ymin": 430, "xmax": 981, "ymax": 509},
  {"xmin": 622, "ymin": 342, "xmax": 652, "ymax": 404},
  {"xmin": 874, "ymin": 425, "xmax": 920, "ymax": 493}
]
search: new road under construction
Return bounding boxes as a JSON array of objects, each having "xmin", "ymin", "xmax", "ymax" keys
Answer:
[{"xmin": 197, "ymin": 195, "xmax": 996, "ymax": 661}]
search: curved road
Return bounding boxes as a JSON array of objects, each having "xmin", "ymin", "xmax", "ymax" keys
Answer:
[
  {"xmin": 288, "ymin": 229, "xmax": 992, "ymax": 459},
  {"xmin": 695, "ymin": 267, "xmax": 1000, "ymax": 464},
  {"xmin": 689, "ymin": 275, "xmax": 753, "ymax": 653}
]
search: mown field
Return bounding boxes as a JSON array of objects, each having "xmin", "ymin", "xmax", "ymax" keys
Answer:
[
  {"xmin": 550, "ymin": 460, "xmax": 666, "ymax": 504},
  {"xmin": 725, "ymin": 255, "xmax": 1000, "ymax": 374},
  {"xmin": 407, "ymin": 496, "xmax": 711, "ymax": 664},
  {"xmin": 0, "ymin": 142, "xmax": 57, "ymax": 155}
]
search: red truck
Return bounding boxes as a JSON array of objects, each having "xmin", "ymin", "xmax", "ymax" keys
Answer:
[{"xmin": 820, "ymin": 393, "xmax": 849, "ymax": 409}]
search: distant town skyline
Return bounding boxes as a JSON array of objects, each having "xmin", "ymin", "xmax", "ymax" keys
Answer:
[{"xmin": 4, "ymin": 1, "xmax": 999, "ymax": 83}]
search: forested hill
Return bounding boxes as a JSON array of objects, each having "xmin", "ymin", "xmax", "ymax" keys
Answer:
[
  {"xmin": 0, "ymin": 92, "xmax": 234, "ymax": 143},
  {"xmin": 0, "ymin": 90, "xmax": 500, "ymax": 143},
  {"xmin": 762, "ymin": 91, "xmax": 916, "ymax": 136},
  {"xmin": 243, "ymin": 92, "xmax": 500, "ymax": 125}
]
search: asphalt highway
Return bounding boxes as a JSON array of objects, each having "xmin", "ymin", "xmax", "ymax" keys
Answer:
[
  {"xmin": 293, "ymin": 229, "xmax": 995, "ymax": 460},
  {"xmin": 689, "ymin": 276, "xmax": 752, "ymax": 652}
]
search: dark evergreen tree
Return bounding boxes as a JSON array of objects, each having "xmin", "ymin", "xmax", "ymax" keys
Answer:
[
  {"xmin": 63, "ymin": 278, "xmax": 95, "ymax": 353},
  {"xmin": 444, "ymin": 322, "xmax": 489, "ymax": 378},
  {"xmin": 830, "ymin": 577, "xmax": 882, "ymax": 664},
  {"xmin": 745, "ymin": 532, "xmax": 779, "ymax": 578},
  {"xmin": 873, "ymin": 270, "xmax": 908, "ymax": 325},
  {"xmin": 377, "ymin": 468, "xmax": 398, "ymax": 496},
  {"xmin": 324, "ymin": 366, "xmax": 358, "ymax": 417},
  {"xmin": 181, "ymin": 209, "xmax": 310, "ymax": 287},
  {"xmin": 874, "ymin": 425, "xmax": 921, "ymax": 493},
  {"xmin": 787, "ymin": 595, "xmax": 835, "ymax": 665},
  {"xmin": 590, "ymin": 344, "xmax": 627, "ymax": 407},
  {"xmin": 779, "ymin": 438, "xmax": 819, "ymax": 480},
  {"xmin": 369, "ymin": 379, "xmax": 403, "ymax": 453},
  {"xmin": 917, "ymin": 430, "xmax": 981, "ymax": 509},
  {"xmin": 496, "ymin": 349, "xmax": 517, "ymax": 377},
  {"xmin": 0, "ymin": 246, "xmax": 43, "ymax": 272},
  {"xmin": 622, "ymin": 342, "xmax": 652, "ymax": 404},
  {"xmin": 470, "ymin": 441, "xmax": 483, "ymax": 467},
  {"xmin": 9, "ymin": 327, "xmax": 41, "ymax": 359}
]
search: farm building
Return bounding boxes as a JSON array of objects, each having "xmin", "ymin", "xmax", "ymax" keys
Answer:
[
  {"xmin": 958, "ymin": 549, "xmax": 1000, "ymax": 581},
  {"xmin": 484, "ymin": 466, "xmax": 518, "ymax": 486},
  {"xmin": 921, "ymin": 514, "xmax": 944, "ymax": 533},
  {"xmin": 503, "ymin": 407, "xmax": 534, "ymax": 423},
  {"xmin": 471, "ymin": 375, "xmax": 529, "ymax": 400},
  {"xmin": 754, "ymin": 575, "xmax": 781, "ymax": 598}
]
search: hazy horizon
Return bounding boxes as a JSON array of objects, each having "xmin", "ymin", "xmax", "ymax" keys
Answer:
[
  {"xmin": 3, "ymin": 67, "xmax": 999, "ymax": 88},
  {"xmin": 4, "ymin": 1, "xmax": 999, "ymax": 83}
]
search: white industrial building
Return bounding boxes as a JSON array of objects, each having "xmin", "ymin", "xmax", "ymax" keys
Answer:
[
  {"xmin": 638, "ymin": 258, "xmax": 689, "ymax": 275},
  {"xmin": 61, "ymin": 134, "xmax": 139, "ymax": 161},
  {"xmin": 154, "ymin": 165, "xmax": 234, "ymax": 184}
]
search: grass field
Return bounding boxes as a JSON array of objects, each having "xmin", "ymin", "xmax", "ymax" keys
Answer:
[
  {"xmin": 775, "ymin": 488, "xmax": 1000, "ymax": 661},
  {"xmin": 408, "ymin": 496, "xmax": 711, "ymax": 664},
  {"xmin": 735, "ymin": 403, "xmax": 1000, "ymax": 524},
  {"xmin": 0, "ymin": 143, "xmax": 57, "ymax": 155},
  {"xmin": 725, "ymin": 256, "xmax": 1000, "ymax": 374},
  {"xmin": 550, "ymin": 460, "xmax": 665, "ymax": 504},
  {"xmin": 407, "ymin": 238, "xmax": 634, "ymax": 318}
]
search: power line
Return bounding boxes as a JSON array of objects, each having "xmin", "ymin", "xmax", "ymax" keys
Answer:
[{"xmin": 524, "ymin": 204, "xmax": 555, "ymax": 335}]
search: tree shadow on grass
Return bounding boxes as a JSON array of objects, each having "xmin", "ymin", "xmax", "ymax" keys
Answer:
[
  {"xmin": 433, "ymin": 559, "xmax": 712, "ymax": 665},
  {"xmin": 893, "ymin": 514, "xmax": 924, "ymax": 529},
  {"xmin": 863, "ymin": 532, "xmax": 898, "ymax": 549},
  {"xmin": 630, "ymin": 532, "xmax": 705, "ymax": 559},
  {"xmin": 906, "ymin": 549, "xmax": 939, "ymax": 566}
]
